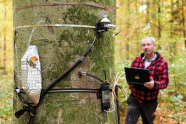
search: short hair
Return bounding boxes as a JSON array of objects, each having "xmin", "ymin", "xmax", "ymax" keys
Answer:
[{"xmin": 141, "ymin": 36, "xmax": 155, "ymax": 45}]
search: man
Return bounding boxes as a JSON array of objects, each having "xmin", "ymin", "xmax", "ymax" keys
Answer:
[{"xmin": 125, "ymin": 36, "xmax": 169, "ymax": 124}]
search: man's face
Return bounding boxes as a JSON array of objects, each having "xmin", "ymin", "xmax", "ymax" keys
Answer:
[{"xmin": 141, "ymin": 38, "xmax": 155, "ymax": 56}]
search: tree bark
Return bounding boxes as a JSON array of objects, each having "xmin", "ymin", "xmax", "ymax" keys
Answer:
[
  {"xmin": 151, "ymin": 0, "xmax": 156, "ymax": 37},
  {"xmin": 169, "ymin": 0, "xmax": 174, "ymax": 64},
  {"xmin": 157, "ymin": 0, "xmax": 161, "ymax": 50},
  {"xmin": 12, "ymin": 0, "xmax": 117, "ymax": 124},
  {"xmin": 182, "ymin": 0, "xmax": 186, "ymax": 51},
  {"xmin": 3, "ymin": 0, "xmax": 7, "ymax": 74},
  {"xmin": 125, "ymin": 0, "xmax": 130, "ymax": 66}
]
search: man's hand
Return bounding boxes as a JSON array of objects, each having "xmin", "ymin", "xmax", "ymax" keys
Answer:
[{"xmin": 144, "ymin": 76, "xmax": 154, "ymax": 89}]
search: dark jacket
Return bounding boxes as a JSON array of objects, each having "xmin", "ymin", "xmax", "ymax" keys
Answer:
[{"xmin": 130, "ymin": 52, "xmax": 169, "ymax": 103}]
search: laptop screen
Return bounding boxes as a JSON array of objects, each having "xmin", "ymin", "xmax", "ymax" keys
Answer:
[{"xmin": 124, "ymin": 67, "xmax": 150, "ymax": 85}]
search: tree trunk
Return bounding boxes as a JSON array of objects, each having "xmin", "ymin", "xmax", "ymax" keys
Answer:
[
  {"xmin": 12, "ymin": 0, "xmax": 117, "ymax": 124},
  {"xmin": 146, "ymin": 1, "xmax": 150, "ymax": 25},
  {"xmin": 3, "ymin": 0, "xmax": 6, "ymax": 74},
  {"xmin": 151, "ymin": 0, "xmax": 156, "ymax": 37},
  {"xmin": 125, "ymin": 0, "xmax": 130, "ymax": 66},
  {"xmin": 135, "ymin": 0, "xmax": 140, "ymax": 55},
  {"xmin": 182, "ymin": 0, "xmax": 186, "ymax": 51},
  {"xmin": 157, "ymin": 0, "xmax": 161, "ymax": 50},
  {"xmin": 169, "ymin": 0, "xmax": 174, "ymax": 64}
]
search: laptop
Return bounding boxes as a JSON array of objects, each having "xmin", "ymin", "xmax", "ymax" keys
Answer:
[{"xmin": 124, "ymin": 67, "xmax": 150, "ymax": 85}]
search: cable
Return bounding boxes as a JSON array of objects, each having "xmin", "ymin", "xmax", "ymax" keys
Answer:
[
  {"xmin": 79, "ymin": 71, "xmax": 104, "ymax": 83},
  {"xmin": 104, "ymin": 71, "xmax": 127, "ymax": 113},
  {"xmin": 29, "ymin": 36, "xmax": 97, "ymax": 124},
  {"xmin": 14, "ymin": 24, "xmax": 95, "ymax": 30},
  {"xmin": 14, "ymin": 2, "xmax": 119, "ymax": 12},
  {"xmin": 40, "ymin": 59, "xmax": 82, "ymax": 98},
  {"xmin": 108, "ymin": 24, "xmax": 120, "ymax": 36},
  {"xmin": 90, "ymin": 36, "xmax": 97, "ymax": 48},
  {"xmin": 14, "ymin": 88, "xmax": 100, "ymax": 93},
  {"xmin": 29, "ymin": 106, "xmax": 36, "ymax": 124},
  {"xmin": 41, "ymin": 36, "xmax": 97, "ymax": 98},
  {"xmin": 104, "ymin": 70, "xmax": 107, "ymax": 81},
  {"xmin": 115, "ymin": 85, "xmax": 120, "ymax": 124},
  {"xmin": 15, "ymin": 88, "xmax": 101, "ymax": 124},
  {"xmin": 82, "ymin": 36, "xmax": 97, "ymax": 58},
  {"xmin": 113, "ymin": 71, "xmax": 127, "ymax": 102}
]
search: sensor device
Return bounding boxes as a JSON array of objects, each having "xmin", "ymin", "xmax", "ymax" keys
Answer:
[
  {"xmin": 101, "ymin": 82, "xmax": 110, "ymax": 111},
  {"xmin": 95, "ymin": 12, "xmax": 119, "ymax": 37}
]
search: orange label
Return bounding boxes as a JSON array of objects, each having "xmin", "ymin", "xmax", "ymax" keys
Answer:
[{"xmin": 30, "ymin": 56, "xmax": 38, "ymax": 62}]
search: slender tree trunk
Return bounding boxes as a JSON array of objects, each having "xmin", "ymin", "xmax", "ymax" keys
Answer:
[
  {"xmin": 174, "ymin": 0, "xmax": 179, "ymax": 55},
  {"xmin": 136, "ymin": 0, "xmax": 140, "ymax": 55},
  {"xmin": 12, "ymin": 0, "xmax": 117, "ymax": 124},
  {"xmin": 125, "ymin": 0, "xmax": 130, "ymax": 66},
  {"xmin": 157, "ymin": 0, "xmax": 161, "ymax": 50},
  {"xmin": 146, "ymin": 1, "xmax": 150, "ymax": 25},
  {"xmin": 151, "ymin": 0, "xmax": 157, "ymax": 37},
  {"xmin": 182, "ymin": 0, "xmax": 186, "ymax": 51},
  {"xmin": 3, "ymin": 0, "xmax": 6, "ymax": 74},
  {"xmin": 169, "ymin": 0, "xmax": 174, "ymax": 64}
]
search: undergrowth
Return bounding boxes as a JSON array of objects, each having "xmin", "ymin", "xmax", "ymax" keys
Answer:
[{"xmin": 0, "ymin": 74, "xmax": 13, "ymax": 124}]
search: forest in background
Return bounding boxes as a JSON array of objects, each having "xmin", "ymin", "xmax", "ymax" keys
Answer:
[
  {"xmin": 0, "ymin": 0, "xmax": 186, "ymax": 123},
  {"xmin": 115, "ymin": 0, "xmax": 186, "ymax": 123},
  {"xmin": 0, "ymin": 0, "xmax": 13, "ymax": 123}
]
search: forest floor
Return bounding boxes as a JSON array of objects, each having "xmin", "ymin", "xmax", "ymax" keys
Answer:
[
  {"xmin": 0, "ymin": 74, "xmax": 13, "ymax": 124},
  {"xmin": 119, "ymin": 92, "xmax": 186, "ymax": 124},
  {"xmin": 120, "ymin": 100, "xmax": 186, "ymax": 124},
  {"xmin": 0, "ymin": 74, "xmax": 186, "ymax": 124}
]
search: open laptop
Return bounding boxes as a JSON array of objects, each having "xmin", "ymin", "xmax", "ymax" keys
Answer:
[{"xmin": 124, "ymin": 67, "xmax": 150, "ymax": 85}]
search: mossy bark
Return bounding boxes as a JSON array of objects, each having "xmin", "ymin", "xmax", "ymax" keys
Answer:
[{"xmin": 12, "ymin": 0, "xmax": 117, "ymax": 124}]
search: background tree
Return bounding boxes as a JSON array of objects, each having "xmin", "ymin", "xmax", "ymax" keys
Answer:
[
  {"xmin": 0, "ymin": 0, "xmax": 13, "ymax": 74},
  {"xmin": 12, "ymin": 0, "xmax": 118, "ymax": 123},
  {"xmin": 181, "ymin": 0, "xmax": 186, "ymax": 50},
  {"xmin": 3, "ymin": 0, "xmax": 6, "ymax": 74}
]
